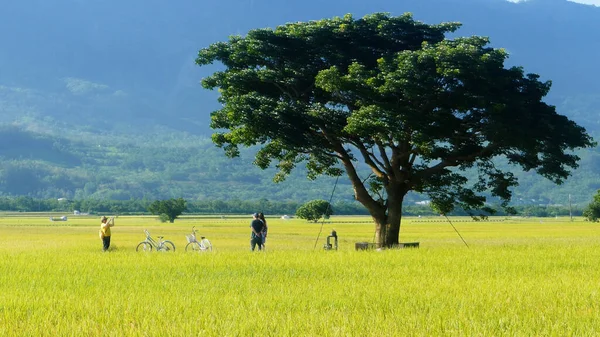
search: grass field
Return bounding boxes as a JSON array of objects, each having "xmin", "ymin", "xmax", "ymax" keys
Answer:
[{"xmin": 1, "ymin": 214, "xmax": 600, "ymax": 336}]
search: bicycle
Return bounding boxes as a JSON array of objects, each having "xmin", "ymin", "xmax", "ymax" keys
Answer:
[
  {"xmin": 136, "ymin": 229, "xmax": 176, "ymax": 252},
  {"xmin": 185, "ymin": 226, "xmax": 212, "ymax": 252}
]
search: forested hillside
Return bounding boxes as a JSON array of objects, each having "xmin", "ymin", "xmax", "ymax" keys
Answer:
[{"xmin": 1, "ymin": 0, "xmax": 599, "ymax": 206}]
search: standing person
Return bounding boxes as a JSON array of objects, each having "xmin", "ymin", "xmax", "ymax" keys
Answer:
[
  {"xmin": 99, "ymin": 216, "xmax": 115, "ymax": 252},
  {"xmin": 258, "ymin": 212, "xmax": 268, "ymax": 249},
  {"xmin": 250, "ymin": 213, "xmax": 264, "ymax": 251}
]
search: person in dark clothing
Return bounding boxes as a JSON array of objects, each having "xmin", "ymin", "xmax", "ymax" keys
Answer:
[
  {"xmin": 258, "ymin": 212, "xmax": 268, "ymax": 249},
  {"xmin": 250, "ymin": 213, "xmax": 265, "ymax": 251}
]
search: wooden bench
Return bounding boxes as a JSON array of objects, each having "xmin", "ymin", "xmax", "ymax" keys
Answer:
[
  {"xmin": 355, "ymin": 242, "xmax": 420, "ymax": 250},
  {"xmin": 397, "ymin": 242, "xmax": 420, "ymax": 248},
  {"xmin": 354, "ymin": 242, "xmax": 375, "ymax": 250}
]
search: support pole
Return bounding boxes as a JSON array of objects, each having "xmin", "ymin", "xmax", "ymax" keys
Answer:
[{"xmin": 569, "ymin": 194, "xmax": 573, "ymax": 222}]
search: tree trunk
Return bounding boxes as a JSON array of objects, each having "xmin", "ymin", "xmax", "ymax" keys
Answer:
[
  {"xmin": 337, "ymin": 153, "xmax": 407, "ymax": 248},
  {"xmin": 374, "ymin": 190, "xmax": 405, "ymax": 248}
]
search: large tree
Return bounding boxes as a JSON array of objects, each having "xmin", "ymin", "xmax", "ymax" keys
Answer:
[
  {"xmin": 196, "ymin": 13, "xmax": 594, "ymax": 247},
  {"xmin": 148, "ymin": 198, "xmax": 187, "ymax": 223}
]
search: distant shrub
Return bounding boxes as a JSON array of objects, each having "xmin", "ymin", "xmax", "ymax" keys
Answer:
[{"xmin": 296, "ymin": 200, "xmax": 333, "ymax": 222}]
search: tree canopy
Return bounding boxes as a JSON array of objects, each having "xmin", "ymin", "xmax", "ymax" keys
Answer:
[
  {"xmin": 147, "ymin": 198, "xmax": 187, "ymax": 223},
  {"xmin": 296, "ymin": 199, "xmax": 334, "ymax": 222},
  {"xmin": 197, "ymin": 13, "xmax": 595, "ymax": 246},
  {"xmin": 583, "ymin": 190, "xmax": 600, "ymax": 222}
]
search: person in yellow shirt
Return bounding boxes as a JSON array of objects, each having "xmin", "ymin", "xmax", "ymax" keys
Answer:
[{"xmin": 100, "ymin": 216, "xmax": 115, "ymax": 252}]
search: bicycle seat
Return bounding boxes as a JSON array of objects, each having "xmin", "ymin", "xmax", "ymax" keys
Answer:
[
  {"xmin": 201, "ymin": 236, "xmax": 205, "ymax": 239},
  {"xmin": 158, "ymin": 236, "xmax": 164, "ymax": 239}
]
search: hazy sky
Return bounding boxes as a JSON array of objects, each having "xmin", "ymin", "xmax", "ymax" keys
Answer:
[
  {"xmin": 570, "ymin": 0, "xmax": 600, "ymax": 5},
  {"xmin": 510, "ymin": 0, "xmax": 600, "ymax": 5}
]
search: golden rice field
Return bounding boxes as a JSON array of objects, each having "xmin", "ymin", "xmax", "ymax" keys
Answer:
[{"xmin": 1, "ymin": 214, "xmax": 600, "ymax": 336}]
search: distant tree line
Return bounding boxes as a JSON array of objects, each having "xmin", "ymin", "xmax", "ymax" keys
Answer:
[
  {"xmin": 1, "ymin": 125, "xmax": 599, "ymax": 208},
  {"xmin": 1, "ymin": 125, "xmax": 599, "ymax": 210},
  {"xmin": 0, "ymin": 196, "xmax": 585, "ymax": 218}
]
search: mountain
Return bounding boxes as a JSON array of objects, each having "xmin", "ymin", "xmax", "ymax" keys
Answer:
[{"xmin": 1, "ymin": 0, "xmax": 599, "ymax": 205}]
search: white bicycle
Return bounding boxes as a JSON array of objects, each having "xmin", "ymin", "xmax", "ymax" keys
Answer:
[
  {"xmin": 136, "ymin": 229, "xmax": 176, "ymax": 252},
  {"xmin": 185, "ymin": 226, "xmax": 212, "ymax": 252}
]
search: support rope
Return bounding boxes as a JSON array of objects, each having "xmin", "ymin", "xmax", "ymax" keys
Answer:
[
  {"xmin": 313, "ymin": 175, "xmax": 340, "ymax": 250},
  {"xmin": 444, "ymin": 215, "xmax": 469, "ymax": 248}
]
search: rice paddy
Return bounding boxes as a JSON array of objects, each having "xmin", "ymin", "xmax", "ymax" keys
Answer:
[{"xmin": 1, "ymin": 214, "xmax": 600, "ymax": 336}]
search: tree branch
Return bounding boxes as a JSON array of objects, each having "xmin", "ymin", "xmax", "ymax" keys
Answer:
[
  {"xmin": 349, "ymin": 139, "xmax": 387, "ymax": 178},
  {"xmin": 416, "ymin": 144, "xmax": 500, "ymax": 178},
  {"xmin": 304, "ymin": 129, "xmax": 344, "ymax": 160},
  {"xmin": 272, "ymin": 82, "xmax": 295, "ymax": 101},
  {"xmin": 333, "ymin": 142, "xmax": 384, "ymax": 215},
  {"xmin": 377, "ymin": 142, "xmax": 392, "ymax": 173}
]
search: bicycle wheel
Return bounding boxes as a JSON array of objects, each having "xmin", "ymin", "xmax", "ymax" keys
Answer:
[
  {"xmin": 136, "ymin": 241, "xmax": 153, "ymax": 252},
  {"xmin": 185, "ymin": 242, "xmax": 201, "ymax": 252},
  {"xmin": 199, "ymin": 238, "xmax": 212, "ymax": 252},
  {"xmin": 160, "ymin": 240, "xmax": 176, "ymax": 252}
]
